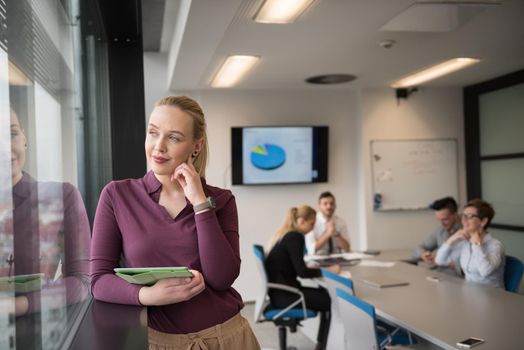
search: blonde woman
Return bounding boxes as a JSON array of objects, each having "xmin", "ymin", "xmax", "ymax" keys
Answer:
[
  {"xmin": 90, "ymin": 96, "xmax": 259, "ymax": 349},
  {"xmin": 265, "ymin": 205, "xmax": 340, "ymax": 350},
  {"xmin": 7, "ymin": 109, "xmax": 90, "ymax": 318}
]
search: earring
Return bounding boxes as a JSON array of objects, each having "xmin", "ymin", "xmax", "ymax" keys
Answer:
[
  {"xmin": 192, "ymin": 151, "xmax": 198, "ymax": 158},
  {"xmin": 25, "ymin": 144, "xmax": 27, "ymax": 148}
]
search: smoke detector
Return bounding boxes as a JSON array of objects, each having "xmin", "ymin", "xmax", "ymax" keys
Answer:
[{"xmin": 379, "ymin": 40, "xmax": 396, "ymax": 49}]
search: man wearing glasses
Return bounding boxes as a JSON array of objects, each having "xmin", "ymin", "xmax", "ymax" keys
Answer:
[{"xmin": 412, "ymin": 197, "xmax": 462, "ymax": 275}]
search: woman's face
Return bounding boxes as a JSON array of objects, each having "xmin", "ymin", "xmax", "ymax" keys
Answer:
[
  {"xmin": 10, "ymin": 111, "xmax": 26, "ymax": 183},
  {"xmin": 461, "ymin": 206, "xmax": 487, "ymax": 234},
  {"xmin": 145, "ymin": 105, "xmax": 202, "ymax": 176},
  {"xmin": 297, "ymin": 217, "xmax": 315, "ymax": 234}
]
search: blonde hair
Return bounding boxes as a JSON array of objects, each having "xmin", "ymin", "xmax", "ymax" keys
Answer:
[
  {"xmin": 154, "ymin": 96, "xmax": 209, "ymax": 177},
  {"xmin": 267, "ymin": 205, "xmax": 316, "ymax": 251}
]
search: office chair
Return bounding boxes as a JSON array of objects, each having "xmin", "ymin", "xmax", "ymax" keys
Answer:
[
  {"xmin": 335, "ymin": 288, "xmax": 412, "ymax": 350},
  {"xmin": 253, "ymin": 244, "xmax": 317, "ymax": 350},
  {"xmin": 321, "ymin": 269, "xmax": 354, "ymax": 349},
  {"xmin": 504, "ymin": 255, "xmax": 524, "ymax": 293},
  {"xmin": 321, "ymin": 269, "xmax": 414, "ymax": 348}
]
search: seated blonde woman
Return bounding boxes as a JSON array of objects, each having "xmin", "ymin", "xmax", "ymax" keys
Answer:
[
  {"xmin": 436, "ymin": 199, "xmax": 505, "ymax": 288},
  {"xmin": 265, "ymin": 205, "xmax": 340, "ymax": 350}
]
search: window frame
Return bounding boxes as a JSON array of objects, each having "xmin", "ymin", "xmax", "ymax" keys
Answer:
[{"xmin": 464, "ymin": 69, "xmax": 524, "ymax": 232}]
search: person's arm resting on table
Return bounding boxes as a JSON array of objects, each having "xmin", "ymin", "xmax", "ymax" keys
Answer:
[{"xmin": 435, "ymin": 229, "xmax": 467, "ymax": 266}]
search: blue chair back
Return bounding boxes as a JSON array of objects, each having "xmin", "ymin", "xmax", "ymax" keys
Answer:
[
  {"xmin": 322, "ymin": 269, "xmax": 354, "ymax": 293},
  {"xmin": 336, "ymin": 288, "xmax": 380, "ymax": 350},
  {"xmin": 252, "ymin": 245, "xmax": 269, "ymax": 323},
  {"xmin": 321, "ymin": 269, "xmax": 354, "ymax": 350},
  {"xmin": 252, "ymin": 244, "xmax": 316, "ymax": 322},
  {"xmin": 253, "ymin": 244, "xmax": 265, "ymax": 262},
  {"xmin": 504, "ymin": 255, "xmax": 524, "ymax": 293}
]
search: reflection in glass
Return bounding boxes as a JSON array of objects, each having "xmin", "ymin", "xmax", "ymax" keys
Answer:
[
  {"xmin": 0, "ymin": 0, "xmax": 92, "ymax": 348},
  {"xmin": 0, "ymin": 47, "xmax": 16, "ymax": 350},
  {"xmin": 1, "ymin": 105, "xmax": 91, "ymax": 349}
]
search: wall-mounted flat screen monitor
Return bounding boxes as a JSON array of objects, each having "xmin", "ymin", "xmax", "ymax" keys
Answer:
[{"xmin": 231, "ymin": 126, "xmax": 328, "ymax": 185}]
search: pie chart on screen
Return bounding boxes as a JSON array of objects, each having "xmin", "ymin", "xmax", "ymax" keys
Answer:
[{"xmin": 250, "ymin": 144, "xmax": 286, "ymax": 170}]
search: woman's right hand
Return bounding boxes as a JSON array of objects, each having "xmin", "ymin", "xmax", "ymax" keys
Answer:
[
  {"xmin": 138, "ymin": 269, "xmax": 205, "ymax": 306},
  {"xmin": 326, "ymin": 264, "xmax": 341, "ymax": 274},
  {"xmin": 15, "ymin": 295, "xmax": 29, "ymax": 316}
]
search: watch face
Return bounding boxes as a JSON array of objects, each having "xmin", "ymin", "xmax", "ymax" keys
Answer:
[{"xmin": 209, "ymin": 196, "xmax": 216, "ymax": 208}]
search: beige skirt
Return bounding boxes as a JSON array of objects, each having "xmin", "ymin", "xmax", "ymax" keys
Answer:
[{"xmin": 148, "ymin": 313, "xmax": 260, "ymax": 350}]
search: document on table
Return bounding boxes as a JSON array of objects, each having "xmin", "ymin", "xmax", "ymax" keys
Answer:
[
  {"xmin": 305, "ymin": 252, "xmax": 374, "ymax": 263},
  {"xmin": 339, "ymin": 270, "xmax": 352, "ymax": 279},
  {"xmin": 358, "ymin": 275, "xmax": 409, "ymax": 288},
  {"xmin": 358, "ymin": 260, "xmax": 396, "ymax": 268}
]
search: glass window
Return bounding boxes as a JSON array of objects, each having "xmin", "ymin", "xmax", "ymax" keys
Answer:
[
  {"xmin": 0, "ymin": 0, "xmax": 105, "ymax": 348},
  {"xmin": 477, "ymin": 77, "xmax": 524, "ymax": 233},
  {"xmin": 479, "ymin": 82, "xmax": 524, "ymax": 156},
  {"xmin": 481, "ymin": 158, "xmax": 524, "ymax": 227}
]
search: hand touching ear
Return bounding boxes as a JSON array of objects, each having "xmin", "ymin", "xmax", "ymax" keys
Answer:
[{"xmin": 171, "ymin": 154, "xmax": 206, "ymax": 206}]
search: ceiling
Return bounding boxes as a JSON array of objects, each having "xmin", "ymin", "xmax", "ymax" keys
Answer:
[
  {"xmin": 141, "ymin": 0, "xmax": 165, "ymax": 51},
  {"xmin": 141, "ymin": 0, "xmax": 524, "ymax": 91}
]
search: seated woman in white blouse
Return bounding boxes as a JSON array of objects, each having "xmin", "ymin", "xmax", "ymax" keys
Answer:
[{"xmin": 435, "ymin": 199, "xmax": 505, "ymax": 288}]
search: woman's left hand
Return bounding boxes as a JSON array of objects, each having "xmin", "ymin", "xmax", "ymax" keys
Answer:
[{"xmin": 172, "ymin": 157, "xmax": 206, "ymax": 205}]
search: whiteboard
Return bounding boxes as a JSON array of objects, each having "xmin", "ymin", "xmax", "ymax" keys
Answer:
[{"xmin": 371, "ymin": 139, "xmax": 458, "ymax": 211}]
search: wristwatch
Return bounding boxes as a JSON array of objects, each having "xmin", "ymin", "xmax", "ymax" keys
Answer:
[{"xmin": 193, "ymin": 196, "xmax": 216, "ymax": 213}]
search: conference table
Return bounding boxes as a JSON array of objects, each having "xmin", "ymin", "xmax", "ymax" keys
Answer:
[{"xmin": 309, "ymin": 250, "xmax": 524, "ymax": 350}]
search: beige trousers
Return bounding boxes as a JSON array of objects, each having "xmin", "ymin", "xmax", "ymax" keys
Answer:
[{"xmin": 148, "ymin": 313, "xmax": 260, "ymax": 350}]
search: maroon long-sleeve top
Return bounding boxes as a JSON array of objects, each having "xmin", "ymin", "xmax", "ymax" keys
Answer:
[
  {"xmin": 89, "ymin": 171, "xmax": 244, "ymax": 333},
  {"xmin": 10, "ymin": 173, "xmax": 91, "ymax": 313}
]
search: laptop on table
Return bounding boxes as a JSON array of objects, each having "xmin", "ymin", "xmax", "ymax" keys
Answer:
[{"xmin": 358, "ymin": 275, "xmax": 410, "ymax": 288}]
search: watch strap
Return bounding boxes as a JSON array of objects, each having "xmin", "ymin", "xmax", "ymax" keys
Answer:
[{"xmin": 193, "ymin": 196, "xmax": 215, "ymax": 213}]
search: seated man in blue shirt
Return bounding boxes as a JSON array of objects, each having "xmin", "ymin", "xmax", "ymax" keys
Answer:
[{"xmin": 412, "ymin": 197, "xmax": 462, "ymax": 275}]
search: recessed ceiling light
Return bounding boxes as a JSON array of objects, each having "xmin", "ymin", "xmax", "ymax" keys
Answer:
[
  {"xmin": 305, "ymin": 74, "xmax": 357, "ymax": 85},
  {"xmin": 210, "ymin": 55, "xmax": 260, "ymax": 88},
  {"xmin": 253, "ymin": 0, "xmax": 316, "ymax": 24},
  {"xmin": 391, "ymin": 58, "xmax": 480, "ymax": 88}
]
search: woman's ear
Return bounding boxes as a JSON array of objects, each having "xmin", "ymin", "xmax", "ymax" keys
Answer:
[
  {"xmin": 192, "ymin": 138, "xmax": 204, "ymax": 156},
  {"xmin": 481, "ymin": 217, "xmax": 489, "ymax": 228}
]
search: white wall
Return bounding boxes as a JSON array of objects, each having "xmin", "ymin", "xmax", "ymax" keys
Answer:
[
  {"xmin": 188, "ymin": 90, "xmax": 360, "ymax": 301},
  {"xmin": 360, "ymin": 88, "xmax": 467, "ymax": 250},
  {"xmin": 143, "ymin": 52, "xmax": 170, "ymax": 114},
  {"xmin": 143, "ymin": 55, "xmax": 467, "ymax": 301}
]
